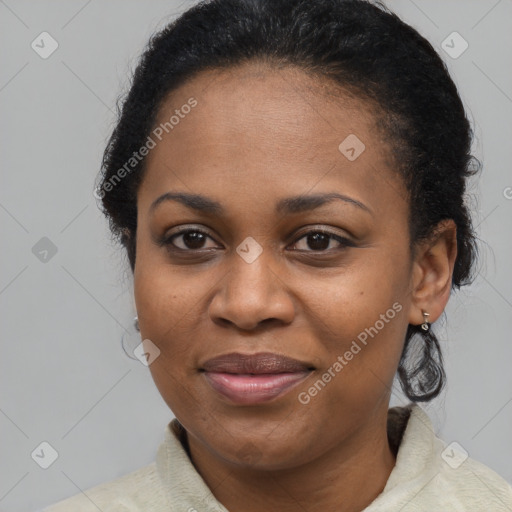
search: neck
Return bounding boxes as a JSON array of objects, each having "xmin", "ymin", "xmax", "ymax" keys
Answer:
[{"xmin": 185, "ymin": 408, "xmax": 398, "ymax": 512}]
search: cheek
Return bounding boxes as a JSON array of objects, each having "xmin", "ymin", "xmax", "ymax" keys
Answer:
[
  {"xmin": 135, "ymin": 267, "xmax": 203, "ymax": 348},
  {"xmin": 133, "ymin": 244, "xmax": 202, "ymax": 364},
  {"xmin": 313, "ymin": 249, "xmax": 408, "ymax": 334},
  {"xmin": 134, "ymin": 259, "xmax": 203, "ymax": 414},
  {"xmin": 304, "ymin": 247, "xmax": 410, "ymax": 394}
]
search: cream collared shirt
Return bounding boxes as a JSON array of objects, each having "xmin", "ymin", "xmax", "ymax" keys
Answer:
[{"xmin": 41, "ymin": 404, "xmax": 512, "ymax": 511}]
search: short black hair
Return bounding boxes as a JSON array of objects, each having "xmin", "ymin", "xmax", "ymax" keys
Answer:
[{"xmin": 97, "ymin": 0, "xmax": 480, "ymax": 402}]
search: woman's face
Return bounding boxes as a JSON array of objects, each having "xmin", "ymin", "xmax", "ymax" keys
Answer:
[{"xmin": 134, "ymin": 62, "xmax": 418, "ymax": 469}]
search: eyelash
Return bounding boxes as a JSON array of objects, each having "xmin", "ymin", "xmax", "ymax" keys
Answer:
[{"xmin": 160, "ymin": 227, "xmax": 355, "ymax": 254}]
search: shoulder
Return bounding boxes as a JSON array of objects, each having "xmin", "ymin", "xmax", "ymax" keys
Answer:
[
  {"xmin": 377, "ymin": 404, "xmax": 512, "ymax": 511},
  {"xmin": 433, "ymin": 447, "xmax": 512, "ymax": 511},
  {"xmin": 418, "ymin": 405, "xmax": 512, "ymax": 510},
  {"xmin": 41, "ymin": 462, "xmax": 169, "ymax": 512}
]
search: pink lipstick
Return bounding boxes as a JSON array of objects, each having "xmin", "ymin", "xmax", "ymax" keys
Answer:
[{"xmin": 201, "ymin": 352, "xmax": 313, "ymax": 404}]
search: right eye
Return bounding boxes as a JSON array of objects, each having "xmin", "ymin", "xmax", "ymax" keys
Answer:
[{"xmin": 162, "ymin": 228, "xmax": 221, "ymax": 251}]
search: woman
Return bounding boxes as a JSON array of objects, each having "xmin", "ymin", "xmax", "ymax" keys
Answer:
[{"xmin": 43, "ymin": 0, "xmax": 512, "ymax": 510}]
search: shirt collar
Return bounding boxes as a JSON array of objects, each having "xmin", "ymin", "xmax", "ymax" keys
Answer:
[
  {"xmin": 156, "ymin": 419, "xmax": 230, "ymax": 511},
  {"xmin": 381, "ymin": 404, "xmax": 437, "ymax": 493}
]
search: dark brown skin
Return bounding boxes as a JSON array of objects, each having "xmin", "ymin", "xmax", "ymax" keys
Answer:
[{"xmin": 133, "ymin": 61, "xmax": 457, "ymax": 512}]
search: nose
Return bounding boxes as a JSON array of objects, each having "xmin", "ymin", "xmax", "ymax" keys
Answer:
[{"xmin": 208, "ymin": 250, "xmax": 295, "ymax": 331}]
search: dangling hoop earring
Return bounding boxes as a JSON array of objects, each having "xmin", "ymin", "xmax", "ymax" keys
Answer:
[
  {"xmin": 120, "ymin": 315, "xmax": 141, "ymax": 360},
  {"xmin": 421, "ymin": 311, "xmax": 430, "ymax": 331}
]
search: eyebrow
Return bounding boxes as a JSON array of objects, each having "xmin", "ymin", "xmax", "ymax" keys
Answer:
[{"xmin": 149, "ymin": 191, "xmax": 373, "ymax": 216}]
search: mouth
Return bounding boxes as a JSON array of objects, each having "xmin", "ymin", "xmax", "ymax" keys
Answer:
[{"xmin": 200, "ymin": 352, "xmax": 314, "ymax": 405}]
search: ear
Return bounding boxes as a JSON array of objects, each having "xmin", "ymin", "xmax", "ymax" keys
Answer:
[{"xmin": 408, "ymin": 219, "xmax": 458, "ymax": 326}]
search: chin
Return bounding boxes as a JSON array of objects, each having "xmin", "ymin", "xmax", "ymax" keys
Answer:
[{"xmin": 188, "ymin": 408, "xmax": 324, "ymax": 470}]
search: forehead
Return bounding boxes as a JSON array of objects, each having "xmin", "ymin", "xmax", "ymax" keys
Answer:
[
  {"xmin": 138, "ymin": 61, "xmax": 405, "ymax": 217},
  {"xmin": 151, "ymin": 61, "xmax": 380, "ymax": 149}
]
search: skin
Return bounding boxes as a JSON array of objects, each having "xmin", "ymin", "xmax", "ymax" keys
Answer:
[{"xmin": 133, "ymin": 61, "xmax": 457, "ymax": 512}]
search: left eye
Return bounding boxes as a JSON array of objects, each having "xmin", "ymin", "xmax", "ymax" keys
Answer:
[{"xmin": 290, "ymin": 230, "xmax": 353, "ymax": 252}]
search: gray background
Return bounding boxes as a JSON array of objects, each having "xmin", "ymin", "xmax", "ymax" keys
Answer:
[{"xmin": 1, "ymin": 1, "xmax": 511, "ymax": 510}]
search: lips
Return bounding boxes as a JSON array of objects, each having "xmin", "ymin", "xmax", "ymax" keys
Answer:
[
  {"xmin": 201, "ymin": 352, "xmax": 313, "ymax": 405},
  {"xmin": 202, "ymin": 352, "xmax": 312, "ymax": 374}
]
